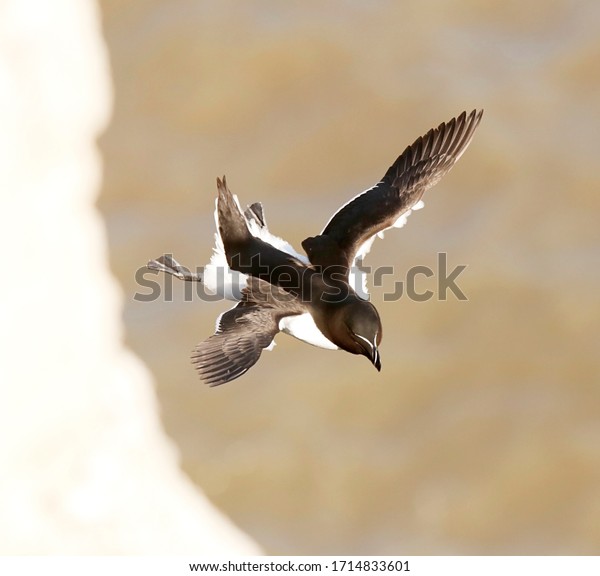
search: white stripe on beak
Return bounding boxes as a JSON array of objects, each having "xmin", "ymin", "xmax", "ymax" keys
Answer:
[{"xmin": 355, "ymin": 333, "xmax": 374, "ymax": 351}]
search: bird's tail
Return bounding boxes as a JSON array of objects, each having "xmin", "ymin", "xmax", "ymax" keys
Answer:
[{"xmin": 244, "ymin": 202, "xmax": 267, "ymax": 230}]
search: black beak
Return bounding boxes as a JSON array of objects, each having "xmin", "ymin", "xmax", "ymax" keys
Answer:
[{"xmin": 370, "ymin": 346, "xmax": 381, "ymax": 372}]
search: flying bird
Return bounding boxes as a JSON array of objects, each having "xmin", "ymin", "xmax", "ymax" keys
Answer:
[{"xmin": 148, "ymin": 109, "xmax": 483, "ymax": 385}]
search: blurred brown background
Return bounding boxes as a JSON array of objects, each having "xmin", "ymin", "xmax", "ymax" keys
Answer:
[{"xmin": 98, "ymin": 0, "xmax": 600, "ymax": 554}]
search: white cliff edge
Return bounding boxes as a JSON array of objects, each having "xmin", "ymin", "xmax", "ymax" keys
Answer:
[{"xmin": 0, "ymin": 0, "xmax": 260, "ymax": 555}]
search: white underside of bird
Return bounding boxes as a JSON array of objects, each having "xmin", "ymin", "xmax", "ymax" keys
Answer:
[{"xmin": 203, "ymin": 190, "xmax": 424, "ymax": 352}]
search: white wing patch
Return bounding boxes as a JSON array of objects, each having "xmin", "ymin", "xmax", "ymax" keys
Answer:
[
  {"xmin": 279, "ymin": 313, "xmax": 339, "ymax": 350},
  {"xmin": 204, "ymin": 198, "xmax": 309, "ymax": 300},
  {"xmin": 347, "ymin": 200, "xmax": 425, "ymax": 296},
  {"xmin": 203, "ymin": 237, "xmax": 249, "ymax": 301},
  {"xmin": 348, "ymin": 255, "xmax": 371, "ymax": 301},
  {"xmin": 391, "ymin": 200, "xmax": 424, "ymax": 230},
  {"xmin": 203, "ymin": 199, "xmax": 249, "ymax": 301},
  {"xmin": 246, "ymin": 218, "xmax": 309, "ymax": 264}
]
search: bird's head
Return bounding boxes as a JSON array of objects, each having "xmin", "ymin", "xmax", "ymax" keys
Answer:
[{"xmin": 332, "ymin": 300, "xmax": 382, "ymax": 372}]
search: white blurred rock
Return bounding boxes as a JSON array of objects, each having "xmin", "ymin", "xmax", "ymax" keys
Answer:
[{"xmin": 0, "ymin": 0, "xmax": 260, "ymax": 555}]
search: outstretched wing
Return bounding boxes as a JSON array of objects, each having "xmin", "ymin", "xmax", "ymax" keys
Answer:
[
  {"xmin": 303, "ymin": 110, "xmax": 483, "ymax": 276},
  {"xmin": 191, "ymin": 303, "xmax": 279, "ymax": 386},
  {"xmin": 191, "ymin": 277, "xmax": 303, "ymax": 386}
]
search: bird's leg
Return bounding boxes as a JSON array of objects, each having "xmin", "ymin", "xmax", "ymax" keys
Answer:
[{"xmin": 147, "ymin": 254, "xmax": 202, "ymax": 282}]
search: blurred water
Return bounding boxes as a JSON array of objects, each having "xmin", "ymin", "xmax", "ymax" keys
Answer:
[{"xmin": 98, "ymin": 0, "xmax": 600, "ymax": 554}]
